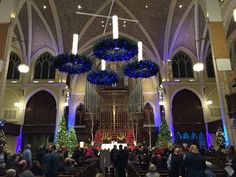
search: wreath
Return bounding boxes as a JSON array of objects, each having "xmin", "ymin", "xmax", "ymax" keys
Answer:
[
  {"xmin": 123, "ymin": 60, "xmax": 159, "ymax": 78},
  {"xmin": 93, "ymin": 37, "xmax": 138, "ymax": 62},
  {"xmin": 87, "ymin": 70, "xmax": 119, "ymax": 85},
  {"xmin": 54, "ymin": 54, "xmax": 92, "ymax": 74}
]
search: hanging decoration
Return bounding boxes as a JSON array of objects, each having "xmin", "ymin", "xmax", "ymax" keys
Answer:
[
  {"xmin": 93, "ymin": 15, "xmax": 138, "ymax": 62},
  {"xmin": 123, "ymin": 60, "xmax": 159, "ymax": 78},
  {"xmin": 54, "ymin": 54, "xmax": 92, "ymax": 74},
  {"xmin": 93, "ymin": 37, "xmax": 138, "ymax": 62},
  {"xmin": 87, "ymin": 69, "xmax": 119, "ymax": 85}
]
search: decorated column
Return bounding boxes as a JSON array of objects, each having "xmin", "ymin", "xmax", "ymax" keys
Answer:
[{"xmin": 206, "ymin": 0, "xmax": 236, "ymax": 145}]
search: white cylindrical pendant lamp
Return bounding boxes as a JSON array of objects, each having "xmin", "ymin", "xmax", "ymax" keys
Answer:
[
  {"xmin": 72, "ymin": 34, "xmax": 79, "ymax": 55},
  {"xmin": 138, "ymin": 41, "xmax": 143, "ymax": 61},
  {"xmin": 101, "ymin": 59, "xmax": 106, "ymax": 71},
  {"xmin": 112, "ymin": 15, "xmax": 119, "ymax": 39}
]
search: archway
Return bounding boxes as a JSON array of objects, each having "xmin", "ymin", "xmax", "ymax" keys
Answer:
[
  {"xmin": 23, "ymin": 90, "xmax": 57, "ymax": 151},
  {"xmin": 172, "ymin": 89, "xmax": 206, "ymax": 147},
  {"xmin": 140, "ymin": 102, "xmax": 158, "ymax": 147}
]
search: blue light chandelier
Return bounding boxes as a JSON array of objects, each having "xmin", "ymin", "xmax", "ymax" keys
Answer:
[
  {"xmin": 87, "ymin": 69, "xmax": 119, "ymax": 85},
  {"xmin": 93, "ymin": 37, "xmax": 138, "ymax": 62},
  {"xmin": 123, "ymin": 60, "xmax": 159, "ymax": 78},
  {"xmin": 54, "ymin": 54, "xmax": 92, "ymax": 74}
]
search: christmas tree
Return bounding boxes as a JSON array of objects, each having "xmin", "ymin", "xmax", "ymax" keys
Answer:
[
  {"xmin": 56, "ymin": 116, "xmax": 68, "ymax": 147},
  {"xmin": 216, "ymin": 127, "xmax": 225, "ymax": 148},
  {"xmin": 0, "ymin": 130, "xmax": 6, "ymax": 148},
  {"xmin": 156, "ymin": 119, "xmax": 172, "ymax": 148},
  {"xmin": 67, "ymin": 128, "xmax": 78, "ymax": 155}
]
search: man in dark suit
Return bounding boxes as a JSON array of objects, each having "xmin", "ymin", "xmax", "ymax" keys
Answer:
[{"xmin": 115, "ymin": 145, "xmax": 128, "ymax": 177}]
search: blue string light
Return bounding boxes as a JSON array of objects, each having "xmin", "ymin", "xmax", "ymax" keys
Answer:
[
  {"xmin": 123, "ymin": 60, "xmax": 159, "ymax": 78},
  {"xmin": 54, "ymin": 54, "xmax": 92, "ymax": 74},
  {"xmin": 93, "ymin": 37, "xmax": 138, "ymax": 62},
  {"xmin": 87, "ymin": 70, "xmax": 119, "ymax": 85}
]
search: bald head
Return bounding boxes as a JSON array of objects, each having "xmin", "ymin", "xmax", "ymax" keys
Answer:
[{"xmin": 18, "ymin": 160, "xmax": 27, "ymax": 170}]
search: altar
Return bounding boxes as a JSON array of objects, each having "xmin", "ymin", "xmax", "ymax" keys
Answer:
[{"xmin": 101, "ymin": 141, "xmax": 127, "ymax": 150}]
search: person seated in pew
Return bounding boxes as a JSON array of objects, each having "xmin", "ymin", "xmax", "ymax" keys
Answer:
[
  {"xmin": 5, "ymin": 169, "xmax": 16, "ymax": 177},
  {"xmin": 16, "ymin": 160, "xmax": 34, "ymax": 177},
  {"xmin": 146, "ymin": 163, "xmax": 160, "ymax": 177},
  {"xmin": 30, "ymin": 160, "xmax": 43, "ymax": 176}
]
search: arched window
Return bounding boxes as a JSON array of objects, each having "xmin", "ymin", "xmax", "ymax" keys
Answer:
[
  {"xmin": 172, "ymin": 51, "xmax": 194, "ymax": 78},
  {"xmin": 7, "ymin": 52, "xmax": 21, "ymax": 80},
  {"xmin": 206, "ymin": 53, "xmax": 215, "ymax": 78},
  {"xmin": 34, "ymin": 52, "xmax": 55, "ymax": 79}
]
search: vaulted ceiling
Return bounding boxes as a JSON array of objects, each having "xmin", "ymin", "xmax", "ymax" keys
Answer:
[{"xmin": 12, "ymin": 0, "xmax": 234, "ymax": 65}]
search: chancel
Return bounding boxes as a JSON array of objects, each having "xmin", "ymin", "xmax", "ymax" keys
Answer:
[{"xmin": 0, "ymin": 0, "xmax": 236, "ymax": 177}]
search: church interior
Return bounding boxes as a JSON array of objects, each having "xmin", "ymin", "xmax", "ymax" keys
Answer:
[{"xmin": 0, "ymin": 0, "xmax": 236, "ymax": 176}]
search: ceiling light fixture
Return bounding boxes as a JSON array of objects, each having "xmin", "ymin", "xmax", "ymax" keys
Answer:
[
  {"xmin": 179, "ymin": 4, "xmax": 183, "ymax": 8},
  {"xmin": 78, "ymin": 5, "xmax": 82, "ymax": 9},
  {"xmin": 43, "ymin": 5, "xmax": 47, "ymax": 9},
  {"xmin": 145, "ymin": 5, "xmax": 149, "ymax": 8}
]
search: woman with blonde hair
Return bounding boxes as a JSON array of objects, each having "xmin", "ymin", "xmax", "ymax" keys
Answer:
[{"xmin": 184, "ymin": 145, "xmax": 206, "ymax": 177}]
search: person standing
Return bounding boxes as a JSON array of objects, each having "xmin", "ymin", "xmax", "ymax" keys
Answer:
[
  {"xmin": 184, "ymin": 145, "xmax": 206, "ymax": 177},
  {"xmin": 44, "ymin": 145, "xmax": 59, "ymax": 177},
  {"xmin": 169, "ymin": 147, "xmax": 184, "ymax": 177},
  {"xmin": 115, "ymin": 145, "xmax": 128, "ymax": 177},
  {"xmin": 0, "ymin": 146, "xmax": 7, "ymax": 168},
  {"xmin": 110, "ymin": 145, "xmax": 118, "ymax": 166},
  {"xmin": 22, "ymin": 144, "xmax": 32, "ymax": 167}
]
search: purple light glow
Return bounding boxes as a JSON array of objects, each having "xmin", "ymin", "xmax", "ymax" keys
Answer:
[{"xmin": 16, "ymin": 126, "xmax": 22, "ymax": 153}]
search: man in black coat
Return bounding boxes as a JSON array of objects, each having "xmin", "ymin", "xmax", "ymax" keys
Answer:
[{"xmin": 115, "ymin": 145, "xmax": 128, "ymax": 177}]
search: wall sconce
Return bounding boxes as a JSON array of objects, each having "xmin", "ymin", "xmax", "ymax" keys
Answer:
[
  {"xmin": 14, "ymin": 101, "xmax": 21, "ymax": 107},
  {"xmin": 206, "ymin": 100, "xmax": 213, "ymax": 105}
]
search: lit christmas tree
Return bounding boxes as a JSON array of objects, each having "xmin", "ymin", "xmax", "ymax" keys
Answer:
[
  {"xmin": 0, "ymin": 130, "xmax": 6, "ymax": 149},
  {"xmin": 56, "ymin": 116, "xmax": 68, "ymax": 147},
  {"xmin": 156, "ymin": 119, "xmax": 172, "ymax": 148},
  {"xmin": 67, "ymin": 128, "xmax": 78, "ymax": 155},
  {"xmin": 216, "ymin": 127, "xmax": 225, "ymax": 148}
]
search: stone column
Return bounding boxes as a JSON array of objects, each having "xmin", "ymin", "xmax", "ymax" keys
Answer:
[
  {"xmin": 0, "ymin": 0, "xmax": 16, "ymax": 117},
  {"xmin": 206, "ymin": 0, "xmax": 236, "ymax": 145}
]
